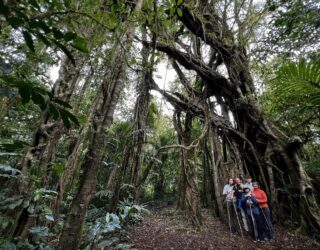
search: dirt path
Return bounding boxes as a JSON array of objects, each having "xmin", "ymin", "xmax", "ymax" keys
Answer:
[{"xmin": 119, "ymin": 208, "xmax": 320, "ymax": 250}]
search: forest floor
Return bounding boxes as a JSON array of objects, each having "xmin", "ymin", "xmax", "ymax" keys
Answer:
[{"xmin": 113, "ymin": 207, "xmax": 320, "ymax": 250}]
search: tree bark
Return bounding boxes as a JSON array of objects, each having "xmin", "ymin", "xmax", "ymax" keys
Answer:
[
  {"xmin": 174, "ymin": 111, "xmax": 202, "ymax": 227},
  {"xmin": 58, "ymin": 2, "xmax": 144, "ymax": 249},
  {"xmin": 4, "ymin": 55, "xmax": 85, "ymax": 238},
  {"xmin": 152, "ymin": 3, "xmax": 320, "ymax": 235},
  {"xmin": 130, "ymin": 31, "xmax": 152, "ymax": 203},
  {"xmin": 200, "ymin": 139, "xmax": 215, "ymax": 210},
  {"xmin": 208, "ymin": 124, "xmax": 223, "ymax": 217}
]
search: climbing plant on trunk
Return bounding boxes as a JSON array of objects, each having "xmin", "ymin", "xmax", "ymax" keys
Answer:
[
  {"xmin": 148, "ymin": 0, "xmax": 320, "ymax": 235},
  {"xmin": 58, "ymin": 1, "xmax": 144, "ymax": 249}
]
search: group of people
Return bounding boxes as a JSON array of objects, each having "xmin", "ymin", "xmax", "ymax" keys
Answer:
[{"xmin": 223, "ymin": 176, "xmax": 274, "ymax": 242}]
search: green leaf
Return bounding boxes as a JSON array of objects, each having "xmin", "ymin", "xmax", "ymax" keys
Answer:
[
  {"xmin": 177, "ymin": 0, "xmax": 183, "ymax": 5},
  {"xmin": 45, "ymin": 214, "xmax": 54, "ymax": 222},
  {"xmin": 52, "ymin": 98, "xmax": 72, "ymax": 109},
  {"xmin": 0, "ymin": 164, "xmax": 22, "ymax": 176},
  {"xmin": 22, "ymin": 30, "xmax": 35, "ymax": 52},
  {"xmin": 169, "ymin": 7, "xmax": 175, "ymax": 16},
  {"xmin": 59, "ymin": 109, "xmax": 71, "ymax": 129},
  {"xmin": 58, "ymin": 108, "xmax": 79, "ymax": 128},
  {"xmin": 72, "ymin": 36, "xmax": 89, "ymax": 53},
  {"xmin": 27, "ymin": 204, "xmax": 35, "ymax": 214},
  {"xmin": 29, "ymin": 226, "xmax": 50, "ymax": 237},
  {"xmin": 53, "ymin": 163, "xmax": 64, "ymax": 176},
  {"xmin": 30, "ymin": 20, "xmax": 51, "ymax": 34},
  {"xmin": 48, "ymin": 103, "xmax": 59, "ymax": 120},
  {"xmin": 64, "ymin": 0, "xmax": 71, "ymax": 8},
  {"xmin": 34, "ymin": 31, "xmax": 51, "ymax": 46},
  {"xmin": 0, "ymin": 241, "xmax": 16, "ymax": 250},
  {"xmin": 8, "ymin": 198, "xmax": 24, "ymax": 210},
  {"xmin": 29, "ymin": 0, "xmax": 41, "ymax": 10},
  {"xmin": 177, "ymin": 8, "xmax": 183, "ymax": 17},
  {"xmin": 7, "ymin": 17, "xmax": 24, "ymax": 28},
  {"xmin": 52, "ymin": 0, "xmax": 63, "ymax": 10},
  {"xmin": 64, "ymin": 31, "xmax": 77, "ymax": 42},
  {"xmin": 65, "ymin": 110, "xmax": 79, "ymax": 126},
  {"xmin": 0, "ymin": 140, "xmax": 28, "ymax": 152},
  {"xmin": 52, "ymin": 28, "xmax": 64, "ymax": 40},
  {"xmin": 31, "ymin": 92, "xmax": 47, "ymax": 111},
  {"xmin": 18, "ymin": 86, "xmax": 31, "ymax": 104},
  {"xmin": 52, "ymin": 40, "xmax": 75, "ymax": 64}
]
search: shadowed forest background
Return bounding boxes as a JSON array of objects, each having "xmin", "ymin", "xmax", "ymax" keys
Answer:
[{"xmin": 0, "ymin": 0, "xmax": 320, "ymax": 249}]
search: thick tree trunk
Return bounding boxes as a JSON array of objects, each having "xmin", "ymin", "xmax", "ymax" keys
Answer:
[
  {"xmin": 20, "ymin": 56, "xmax": 83, "ymax": 183},
  {"xmin": 174, "ymin": 112, "xmax": 186, "ymax": 211},
  {"xmin": 201, "ymin": 139, "xmax": 215, "ymax": 210},
  {"xmin": 208, "ymin": 124, "xmax": 224, "ymax": 217},
  {"xmin": 58, "ymin": 2, "xmax": 143, "ymax": 249},
  {"xmin": 53, "ymin": 109, "xmax": 92, "ymax": 219},
  {"xmin": 130, "ymin": 66, "xmax": 151, "ymax": 203},
  {"xmin": 4, "ymin": 56, "xmax": 84, "ymax": 238},
  {"xmin": 53, "ymin": 70, "xmax": 96, "ymax": 219},
  {"xmin": 153, "ymin": 3, "xmax": 320, "ymax": 235},
  {"xmin": 174, "ymin": 112, "xmax": 202, "ymax": 227}
]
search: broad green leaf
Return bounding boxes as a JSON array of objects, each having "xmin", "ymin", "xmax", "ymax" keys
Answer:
[
  {"xmin": 7, "ymin": 17, "xmax": 24, "ymax": 28},
  {"xmin": 0, "ymin": 140, "xmax": 28, "ymax": 152},
  {"xmin": 64, "ymin": 31, "xmax": 77, "ymax": 42},
  {"xmin": 52, "ymin": 98, "xmax": 73, "ymax": 109},
  {"xmin": 59, "ymin": 108, "xmax": 79, "ymax": 127},
  {"xmin": 29, "ymin": 0, "xmax": 41, "ymax": 10},
  {"xmin": 0, "ymin": 241, "xmax": 16, "ymax": 250},
  {"xmin": 66, "ymin": 110, "xmax": 80, "ymax": 126},
  {"xmin": 53, "ymin": 162, "xmax": 64, "ymax": 176},
  {"xmin": 45, "ymin": 214, "xmax": 54, "ymax": 222},
  {"xmin": 177, "ymin": 8, "xmax": 183, "ymax": 17},
  {"xmin": 52, "ymin": 28, "xmax": 64, "ymax": 39},
  {"xmin": 31, "ymin": 92, "xmax": 46, "ymax": 111},
  {"xmin": 34, "ymin": 31, "xmax": 51, "ymax": 46},
  {"xmin": 72, "ymin": 36, "xmax": 89, "ymax": 53},
  {"xmin": 22, "ymin": 30, "xmax": 35, "ymax": 52},
  {"xmin": 29, "ymin": 20, "xmax": 50, "ymax": 33},
  {"xmin": 52, "ymin": 40, "xmax": 75, "ymax": 64},
  {"xmin": 48, "ymin": 103, "xmax": 59, "ymax": 120},
  {"xmin": 59, "ymin": 109, "xmax": 71, "ymax": 129},
  {"xmin": 64, "ymin": 0, "xmax": 71, "ymax": 8},
  {"xmin": 18, "ymin": 86, "xmax": 31, "ymax": 104}
]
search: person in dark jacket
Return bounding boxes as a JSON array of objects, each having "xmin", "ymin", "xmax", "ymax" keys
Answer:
[
  {"xmin": 241, "ymin": 187, "xmax": 264, "ymax": 241},
  {"xmin": 231, "ymin": 177, "xmax": 249, "ymax": 232}
]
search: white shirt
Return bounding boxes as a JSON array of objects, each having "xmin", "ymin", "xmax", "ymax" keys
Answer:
[
  {"xmin": 223, "ymin": 184, "xmax": 234, "ymax": 201},
  {"xmin": 243, "ymin": 182, "xmax": 253, "ymax": 191}
]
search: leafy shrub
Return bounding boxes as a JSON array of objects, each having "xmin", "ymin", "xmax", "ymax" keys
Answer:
[{"xmin": 82, "ymin": 202, "xmax": 149, "ymax": 249}]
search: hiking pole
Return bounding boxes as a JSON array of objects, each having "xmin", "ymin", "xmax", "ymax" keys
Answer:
[
  {"xmin": 226, "ymin": 200, "xmax": 232, "ymax": 235},
  {"xmin": 248, "ymin": 198, "xmax": 258, "ymax": 241},
  {"xmin": 232, "ymin": 200, "xmax": 244, "ymax": 238},
  {"xmin": 259, "ymin": 207, "xmax": 273, "ymax": 238}
]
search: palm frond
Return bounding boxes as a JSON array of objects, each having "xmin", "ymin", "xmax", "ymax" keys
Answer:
[{"xmin": 272, "ymin": 59, "xmax": 320, "ymax": 107}]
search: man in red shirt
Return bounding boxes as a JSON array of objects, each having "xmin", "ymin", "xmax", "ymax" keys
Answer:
[{"xmin": 252, "ymin": 181, "xmax": 274, "ymax": 240}]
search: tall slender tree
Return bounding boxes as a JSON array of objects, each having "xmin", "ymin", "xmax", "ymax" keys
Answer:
[{"xmin": 58, "ymin": 1, "xmax": 144, "ymax": 248}]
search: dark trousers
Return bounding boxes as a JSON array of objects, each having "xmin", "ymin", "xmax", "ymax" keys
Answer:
[
  {"xmin": 260, "ymin": 207, "xmax": 274, "ymax": 239},
  {"xmin": 246, "ymin": 206, "xmax": 264, "ymax": 240}
]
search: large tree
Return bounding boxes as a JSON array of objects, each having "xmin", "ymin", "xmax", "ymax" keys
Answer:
[{"xmin": 145, "ymin": 0, "xmax": 320, "ymax": 235}]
